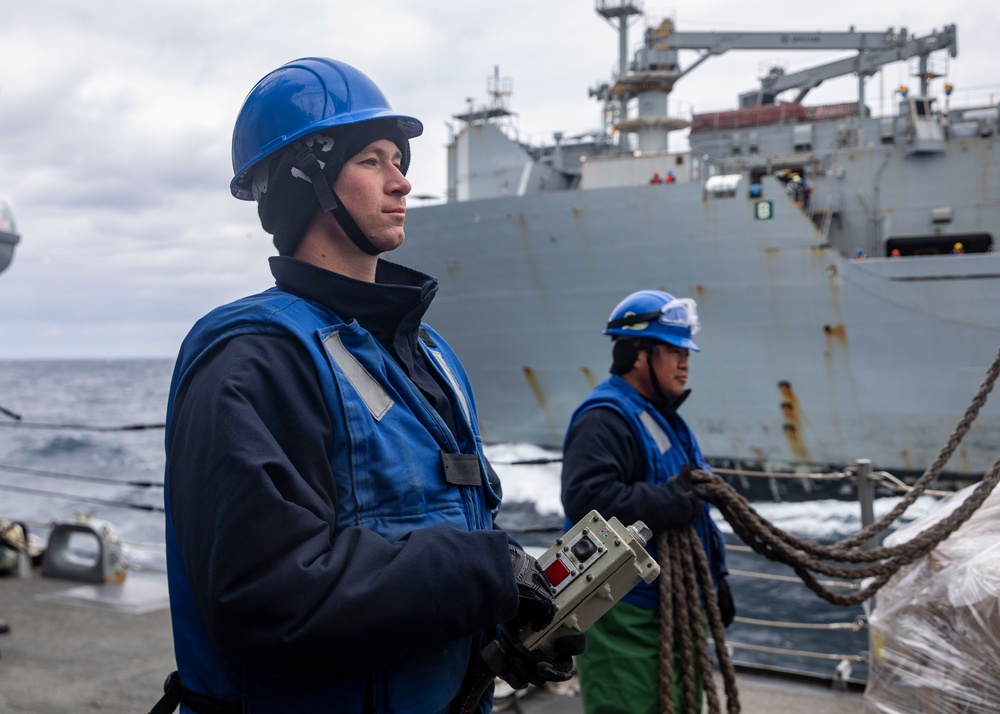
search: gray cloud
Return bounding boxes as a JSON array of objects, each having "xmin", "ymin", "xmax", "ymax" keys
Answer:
[{"xmin": 0, "ymin": 0, "xmax": 991, "ymax": 357}]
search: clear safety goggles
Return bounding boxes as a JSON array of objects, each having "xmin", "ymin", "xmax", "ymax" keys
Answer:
[
  {"xmin": 659, "ymin": 298, "xmax": 700, "ymax": 335},
  {"xmin": 607, "ymin": 298, "xmax": 700, "ymax": 335}
]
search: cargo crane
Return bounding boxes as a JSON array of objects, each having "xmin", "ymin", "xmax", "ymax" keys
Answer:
[{"xmin": 592, "ymin": 1, "xmax": 958, "ymax": 151}]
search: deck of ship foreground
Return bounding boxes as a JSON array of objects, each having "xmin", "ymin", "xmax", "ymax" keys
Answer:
[{"xmin": 0, "ymin": 572, "xmax": 864, "ymax": 713}]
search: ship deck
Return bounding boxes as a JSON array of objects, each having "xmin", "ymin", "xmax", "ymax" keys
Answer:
[{"xmin": 0, "ymin": 571, "xmax": 865, "ymax": 713}]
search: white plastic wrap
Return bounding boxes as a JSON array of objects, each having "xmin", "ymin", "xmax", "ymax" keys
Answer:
[{"xmin": 864, "ymin": 483, "xmax": 1000, "ymax": 713}]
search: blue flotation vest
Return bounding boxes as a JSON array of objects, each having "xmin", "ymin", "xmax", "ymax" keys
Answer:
[
  {"xmin": 164, "ymin": 287, "xmax": 499, "ymax": 713},
  {"xmin": 566, "ymin": 376, "xmax": 727, "ymax": 609}
]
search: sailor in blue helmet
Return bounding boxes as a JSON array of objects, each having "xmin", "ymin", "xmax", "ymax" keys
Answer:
[
  {"xmin": 157, "ymin": 58, "xmax": 581, "ymax": 714},
  {"xmin": 560, "ymin": 289, "xmax": 733, "ymax": 714}
]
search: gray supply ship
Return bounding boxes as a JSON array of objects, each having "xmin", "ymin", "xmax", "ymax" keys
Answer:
[{"xmin": 396, "ymin": 0, "xmax": 1000, "ymax": 480}]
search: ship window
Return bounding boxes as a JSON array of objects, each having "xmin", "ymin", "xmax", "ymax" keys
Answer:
[{"xmin": 884, "ymin": 233, "xmax": 993, "ymax": 257}]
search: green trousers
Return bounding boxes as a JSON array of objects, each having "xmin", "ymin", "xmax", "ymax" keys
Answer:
[{"xmin": 576, "ymin": 600, "xmax": 704, "ymax": 714}]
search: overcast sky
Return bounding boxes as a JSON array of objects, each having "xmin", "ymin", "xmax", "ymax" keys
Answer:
[{"xmin": 0, "ymin": 0, "xmax": 994, "ymax": 359}]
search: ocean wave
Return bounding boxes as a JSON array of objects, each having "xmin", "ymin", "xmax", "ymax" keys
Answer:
[
  {"xmin": 484, "ymin": 442, "xmax": 944, "ymax": 543},
  {"xmin": 715, "ymin": 495, "xmax": 942, "ymax": 540}
]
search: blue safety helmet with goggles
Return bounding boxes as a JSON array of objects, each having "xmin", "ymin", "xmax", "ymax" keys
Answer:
[{"xmin": 604, "ymin": 290, "xmax": 701, "ymax": 351}]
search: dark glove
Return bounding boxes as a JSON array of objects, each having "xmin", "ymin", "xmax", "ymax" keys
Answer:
[
  {"xmin": 508, "ymin": 546, "xmax": 555, "ymax": 631},
  {"xmin": 481, "ymin": 629, "xmax": 586, "ymax": 690},
  {"xmin": 662, "ymin": 464, "xmax": 705, "ymax": 528},
  {"xmin": 717, "ymin": 574, "xmax": 736, "ymax": 627},
  {"xmin": 677, "ymin": 463, "xmax": 714, "ymax": 501}
]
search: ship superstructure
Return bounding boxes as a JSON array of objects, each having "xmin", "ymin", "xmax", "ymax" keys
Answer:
[{"xmin": 396, "ymin": 1, "xmax": 1000, "ymax": 478}]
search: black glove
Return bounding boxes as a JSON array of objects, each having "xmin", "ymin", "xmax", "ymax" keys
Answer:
[
  {"xmin": 677, "ymin": 463, "xmax": 714, "ymax": 501},
  {"xmin": 508, "ymin": 546, "xmax": 555, "ymax": 631},
  {"xmin": 481, "ymin": 628, "xmax": 586, "ymax": 690},
  {"xmin": 717, "ymin": 574, "xmax": 736, "ymax": 627},
  {"xmin": 662, "ymin": 464, "xmax": 705, "ymax": 528}
]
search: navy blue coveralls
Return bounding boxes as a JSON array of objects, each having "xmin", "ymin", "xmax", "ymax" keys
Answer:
[{"xmin": 164, "ymin": 257, "xmax": 517, "ymax": 713}]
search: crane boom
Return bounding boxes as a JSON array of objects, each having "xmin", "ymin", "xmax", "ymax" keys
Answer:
[
  {"xmin": 591, "ymin": 2, "xmax": 959, "ymax": 149},
  {"xmin": 643, "ymin": 23, "xmax": 958, "ymax": 107},
  {"xmin": 722, "ymin": 26, "xmax": 959, "ymax": 106}
]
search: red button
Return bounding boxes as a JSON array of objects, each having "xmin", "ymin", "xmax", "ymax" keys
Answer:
[{"xmin": 543, "ymin": 558, "xmax": 571, "ymax": 586}]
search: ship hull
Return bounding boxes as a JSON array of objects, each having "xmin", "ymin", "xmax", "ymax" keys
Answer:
[{"xmin": 397, "ymin": 174, "xmax": 1000, "ymax": 477}]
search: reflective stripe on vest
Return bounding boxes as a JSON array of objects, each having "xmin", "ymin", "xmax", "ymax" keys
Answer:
[
  {"xmin": 639, "ymin": 410, "xmax": 671, "ymax": 455},
  {"xmin": 425, "ymin": 346, "xmax": 470, "ymax": 424},
  {"xmin": 323, "ymin": 330, "xmax": 394, "ymax": 421}
]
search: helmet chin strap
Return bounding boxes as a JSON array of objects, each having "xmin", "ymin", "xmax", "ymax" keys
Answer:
[
  {"xmin": 328, "ymin": 198, "xmax": 381, "ymax": 257},
  {"xmin": 293, "ymin": 143, "xmax": 382, "ymax": 256},
  {"xmin": 643, "ymin": 345, "xmax": 670, "ymax": 405}
]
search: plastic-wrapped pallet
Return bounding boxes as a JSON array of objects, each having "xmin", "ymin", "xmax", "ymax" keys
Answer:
[{"xmin": 864, "ymin": 483, "xmax": 1000, "ymax": 713}]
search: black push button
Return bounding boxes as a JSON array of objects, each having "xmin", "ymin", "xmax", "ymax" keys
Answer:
[{"xmin": 572, "ymin": 537, "xmax": 598, "ymax": 562}]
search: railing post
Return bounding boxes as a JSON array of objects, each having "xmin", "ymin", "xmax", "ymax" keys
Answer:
[{"xmin": 856, "ymin": 458, "xmax": 877, "ymax": 550}]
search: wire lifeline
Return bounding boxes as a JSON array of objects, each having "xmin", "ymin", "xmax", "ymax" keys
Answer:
[
  {"xmin": 730, "ymin": 614, "xmax": 866, "ymax": 631},
  {"xmin": 0, "ymin": 483, "xmax": 164, "ymax": 513},
  {"xmin": 0, "ymin": 420, "xmax": 165, "ymax": 431},
  {"xmin": 0, "ymin": 462, "xmax": 163, "ymax": 488},
  {"xmin": 719, "ymin": 641, "xmax": 867, "ymax": 662},
  {"xmin": 726, "ymin": 566, "xmax": 858, "ymax": 590}
]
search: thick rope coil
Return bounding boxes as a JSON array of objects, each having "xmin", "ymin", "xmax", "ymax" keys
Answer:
[
  {"xmin": 658, "ymin": 529, "xmax": 741, "ymax": 714},
  {"xmin": 657, "ymin": 532, "xmax": 677, "ymax": 713},
  {"xmin": 689, "ymin": 528, "xmax": 739, "ymax": 714}
]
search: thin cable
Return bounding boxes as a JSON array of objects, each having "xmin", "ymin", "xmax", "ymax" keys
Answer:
[
  {"xmin": 0, "ymin": 483, "xmax": 163, "ymax": 513},
  {"xmin": 0, "ymin": 420, "xmax": 164, "ymax": 431},
  {"xmin": 0, "ymin": 462, "xmax": 163, "ymax": 488}
]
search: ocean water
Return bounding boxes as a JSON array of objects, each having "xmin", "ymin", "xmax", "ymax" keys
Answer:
[{"xmin": 0, "ymin": 359, "xmax": 948, "ymax": 682}]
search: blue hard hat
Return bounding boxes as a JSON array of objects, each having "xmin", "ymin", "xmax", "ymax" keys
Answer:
[
  {"xmin": 230, "ymin": 57, "xmax": 423, "ymax": 200},
  {"xmin": 604, "ymin": 289, "xmax": 701, "ymax": 351}
]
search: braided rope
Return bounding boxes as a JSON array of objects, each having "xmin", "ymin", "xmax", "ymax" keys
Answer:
[
  {"xmin": 678, "ymin": 531, "xmax": 708, "ymax": 713},
  {"xmin": 657, "ymin": 533, "xmax": 677, "ymax": 714},
  {"xmin": 658, "ymin": 530, "xmax": 741, "ymax": 714},
  {"xmin": 693, "ymin": 346, "xmax": 1000, "ymax": 606},
  {"xmin": 653, "ymin": 347, "xmax": 1000, "ymax": 710}
]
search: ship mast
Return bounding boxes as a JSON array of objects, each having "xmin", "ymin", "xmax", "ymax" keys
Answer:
[
  {"xmin": 592, "ymin": 1, "xmax": 641, "ymax": 148},
  {"xmin": 595, "ymin": 0, "xmax": 642, "ymax": 110},
  {"xmin": 593, "ymin": 1, "xmax": 690, "ymax": 153}
]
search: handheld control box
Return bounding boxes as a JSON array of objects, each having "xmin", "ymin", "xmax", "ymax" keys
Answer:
[{"xmin": 518, "ymin": 510, "xmax": 660, "ymax": 657}]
